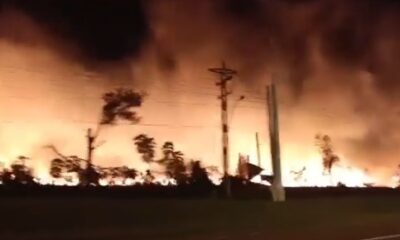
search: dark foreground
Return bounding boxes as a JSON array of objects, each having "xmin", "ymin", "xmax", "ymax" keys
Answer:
[{"xmin": 0, "ymin": 189, "xmax": 399, "ymax": 240}]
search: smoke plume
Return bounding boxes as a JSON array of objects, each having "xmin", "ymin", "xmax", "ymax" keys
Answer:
[{"xmin": 0, "ymin": 0, "xmax": 399, "ymax": 185}]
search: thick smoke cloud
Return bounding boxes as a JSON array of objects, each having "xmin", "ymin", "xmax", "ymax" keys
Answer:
[
  {"xmin": 0, "ymin": 0, "xmax": 399, "ymax": 184},
  {"xmin": 143, "ymin": 0, "xmax": 400, "ymax": 181},
  {"xmin": 2, "ymin": 0, "xmax": 150, "ymax": 62}
]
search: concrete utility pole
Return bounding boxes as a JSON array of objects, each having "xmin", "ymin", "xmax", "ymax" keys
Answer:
[
  {"xmin": 266, "ymin": 83, "xmax": 286, "ymax": 202},
  {"xmin": 208, "ymin": 61, "xmax": 237, "ymax": 198},
  {"xmin": 256, "ymin": 132, "xmax": 262, "ymax": 167}
]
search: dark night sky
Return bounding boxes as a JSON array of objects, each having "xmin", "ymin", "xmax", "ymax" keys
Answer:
[
  {"xmin": 0, "ymin": 0, "xmax": 396, "ymax": 97},
  {"xmin": 0, "ymin": 0, "xmax": 397, "ymax": 63},
  {"xmin": 1, "ymin": 0, "xmax": 150, "ymax": 60}
]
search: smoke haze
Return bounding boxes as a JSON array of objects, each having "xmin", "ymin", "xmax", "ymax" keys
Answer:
[{"xmin": 0, "ymin": 0, "xmax": 399, "ymax": 185}]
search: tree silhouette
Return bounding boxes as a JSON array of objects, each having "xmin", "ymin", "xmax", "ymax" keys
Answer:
[
  {"xmin": 98, "ymin": 166, "xmax": 137, "ymax": 185},
  {"xmin": 118, "ymin": 166, "xmax": 137, "ymax": 182},
  {"xmin": 48, "ymin": 153, "xmax": 87, "ymax": 184},
  {"xmin": 86, "ymin": 88, "xmax": 144, "ymax": 184},
  {"xmin": 82, "ymin": 88, "xmax": 144, "ymax": 185},
  {"xmin": 315, "ymin": 134, "xmax": 340, "ymax": 175},
  {"xmin": 143, "ymin": 170, "xmax": 155, "ymax": 184},
  {"xmin": 100, "ymin": 88, "xmax": 144, "ymax": 125},
  {"xmin": 2, "ymin": 156, "xmax": 35, "ymax": 185},
  {"xmin": 133, "ymin": 134, "xmax": 156, "ymax": 163},
  {"xmin": 47, "ymin": 88, "xmax": 144, "ymax": 186},
  {"xmin": 50, "ymin": 158, "xmax": 64, "ymax": 178},
  {"xmin": 159, "ymin": 141, "xmax": 187, "ymax": 185},
  {"xmin": 46, "ymin": 144, "xmax": 82, "ymax": 175},
  {"xmin": 189, "ymin": 160, "xmax": 212, "ymax": 185}
]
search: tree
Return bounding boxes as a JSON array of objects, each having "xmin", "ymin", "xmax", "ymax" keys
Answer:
[
  {"xmin": 46, "ymin": 146, "xmax": 87, "ymax": 184},
  {"xmin": 50, "ymin": 158, "xmax": 64, "ymax": 178},
  {"xmin": 2, "ymin": 156, "xmax": 35, "ymax": 185},
  {"xmin": 189, "ymin": 160, "xmax": 212, "ymax": 185},
  {"xmin": 100, "ymin": 88, "xmax": 144, "ymax": 125},
  {"xmin": 133, "ymin": 136, "xmax": 188, "ymax": 185},
  {"xmin": 82, "ymin": 88, "xmax": 144, "ymax": 185},
  {"xmin": 315, "ymin": 134, "xmax": 340, "ymax": 175},
  {"xmin": 133, "ymin": 134, "xmax": 156, "ymax": 163},
  {"xmin": 143, "ymin": 170, "xmax": 155, "ymax": 184},
  {"xmin": 98, "ymin": 166, "xmax": 137, "ymax": 185},
  {"xmin": 47, "ymin": 88, "xmax": 145, "ymax": 186},
  {"xmin": 159, "ymin": 142, "xmax": 187, "ymax": 185},
  {"xmin": 187, "ymin": 160, "xmax": 214, "ymax": 196},
  {"xmin": 118, "ymin": 166, "xmax": 137, "ymax": 182}
]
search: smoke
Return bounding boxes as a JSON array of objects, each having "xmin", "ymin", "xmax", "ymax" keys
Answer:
[
  {"xmin": 0, "ymin": 0, "xmax": 399, "ymax": 185},
  {"xmin": 143, "ymin": 0, "xmax": 400, "ymax": 184}
]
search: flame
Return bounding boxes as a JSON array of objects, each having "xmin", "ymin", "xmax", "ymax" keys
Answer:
[
  {"xmin": 248, "ymin": 149, "xmax": 377, "ymax": 188},
  {"xmin": 282, "ymin": 150, "xmax": 375, "ymax": 187},
  {"xmin": 0, "ymin": 38, "xmax": 395, "ymax": 189},
  {"xmin": 0, "ymin": 149, "xmax": 387, "ymax": 188},
  {"xmin": 0, "ymin": 41, "xmax": 392, "ymax": 188}
]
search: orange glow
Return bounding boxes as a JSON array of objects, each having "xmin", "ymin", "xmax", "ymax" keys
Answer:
[
  {"xmin": 282, "ymin": 153, "xmax": 374, "ymax": 187},
  {"xmin": 0, "ymin": 149, "xmax": 382, "ymax": 188},
  {"xmin": 0, "ymin": 13, "xmax": 398, "ymax": 189}
]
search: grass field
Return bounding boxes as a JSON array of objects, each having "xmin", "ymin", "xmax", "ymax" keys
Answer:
[{"xmin": 0, "ymin": 196, "xmax": 399, "ymax": 240}]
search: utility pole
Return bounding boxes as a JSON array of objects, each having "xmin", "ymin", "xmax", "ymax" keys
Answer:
[
  {"xmin": 86, "ymin": 128, "xmax": 95, "ymax": 167},
  {"xmin": 255, "ymin": 132, "xmax": 262, "ymax": 167},
  {"xmin": 84, "ymin": 128, "xmax": 96, "ymax": 186},
  {"xmin": 266, "ymin": 83, "xmax": 286, "ymax": 202},
  {"xmin": 208, "ymin": 61, "xmax": 237, "ymax": 198}
]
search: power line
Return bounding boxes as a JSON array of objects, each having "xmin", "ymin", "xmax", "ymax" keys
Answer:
[{"xmin": 0, "ymin": 64, "xmax": 268, "ymax": 99}]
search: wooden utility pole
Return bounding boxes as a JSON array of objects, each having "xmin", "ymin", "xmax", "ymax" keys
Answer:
[
  {"xmin": 266, "ymin": 84, "xmax": 286, "ymax": 202},
  {"xmin": 256, "ymin": 132, "xmax": 262, "ymax": 167},
  {"xmin": 208, "ymin": 61, "xmax": 237, "ymax": 198}
]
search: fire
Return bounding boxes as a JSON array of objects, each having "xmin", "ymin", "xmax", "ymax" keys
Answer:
[
  {"xmin": 0, "ymin": 30, "xmax": 395, "ymax": 190},
  {"xmin": 0, "ymin": 149, "xmax": 384, "ymax": 188},
  {"xmin": 282, "ymin": 152, "xmax": 375, "ymax": 187},
  {"xmin": 250, "ymin": 156, "xmax": 375, "ymax": 188},
  {"xmin": 34, "ymin": 175, "xmax": 80, "ymax": 186},
  {"xmin": 276, "ymin": 142, "xmax": 377, "ymax": 188},
  {"xmin": 26, "ymin": 164, "xmax": 180, "ymax": 187}
]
